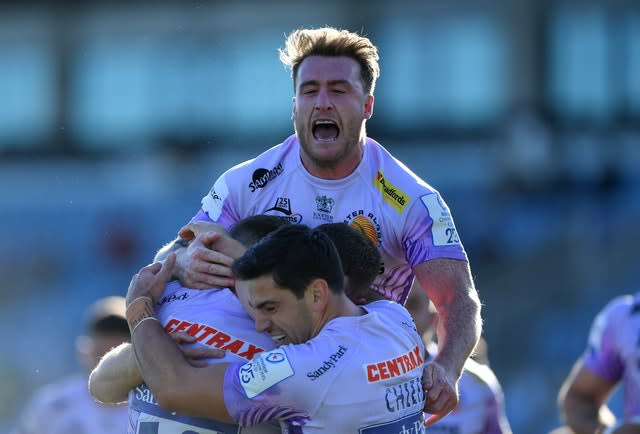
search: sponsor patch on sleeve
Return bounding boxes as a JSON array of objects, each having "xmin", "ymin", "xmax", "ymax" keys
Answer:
[
  {"xmin": 238, "ymin": 348, "xmax": 294, "ymax": 398},
  {"xmin": 420, "ymin": 194, "xmax": 460, "ymax": 246},
  {"xmin": 373, "ymin": 170, "xmax": 410, "ymax": 213},
  {"xmin": 201, "ymin": 177, "xmax": 229, "ymax": 221}
]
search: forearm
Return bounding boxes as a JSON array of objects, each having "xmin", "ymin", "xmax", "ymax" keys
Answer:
[
  {"xmin": 89, "ymin": 342, "xmax": 142, "ymax": 404},
  {"xmin": 416, "ymin": 258, "xmax": 481, "ymax": 379},
  {"xmin": 129, "ymin": 298, "xmax": 232, "ymax": 422},
  {"xmin": 562, "ymin": 394, "xmax": 612, "ymax": 434},
  {"xmin": 434, "ymin": 290, "xmax": 482, "ymax": 379}
]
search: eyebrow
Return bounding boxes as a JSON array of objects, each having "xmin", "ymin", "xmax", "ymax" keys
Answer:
[
  {"xmin": 299, "ymin": 79, "xmax": 352, "ymax": 88},
  {"xmin": 254, "ymin": 300, "xmax": 277, "ymax": 310}
]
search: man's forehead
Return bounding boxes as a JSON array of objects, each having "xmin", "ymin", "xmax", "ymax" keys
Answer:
[{"xmin": 297, "ymin": 56, "xmax": 362, "ymax": 84}]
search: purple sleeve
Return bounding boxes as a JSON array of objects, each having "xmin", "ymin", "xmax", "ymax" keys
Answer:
[
  {"xmin": 403, "ymin": 192, "xmax": 468, "ymax": 267},
  {"xmin": 223, "ymin": 362, "xmax": 310, "ymax": 428},
  {"xmin": 582, "ymin": 302, "xmax": 624, "ymax": 382}
]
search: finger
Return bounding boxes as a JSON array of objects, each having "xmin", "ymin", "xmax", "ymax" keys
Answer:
[
  {"xmin": 182, "ymin": 272, "xmax": 235, "ymax": 290},
  {"xmin": 197, "ymin": 232, "xmax": 224, "ymax": 250},
  {"xmin": 422, "ymin": 364, "xmax": 434, "ymax": 390},
  {"xmin": 181, "ymin": 347, "xmax": 226, "ymax": 360},
  {"xmin": 158, "ymin": 253, "xmax": 176, "ymax": 279},
  {"xmin": 186, "ymin": 359, "xmax": 209, "ymax": 368},
  {"xmin": 424, "ymin": 412, "xmax": 447, "ymax": 426},
  {"xmin": 193, "ymin": 250, "xmax": 235, "ymax": 269},
  {"xmin": 170, "ymin": 332, "xmax": 197, "ymax": 344},
  {"xmin": 194, "ymin": 261, "xmax": 234, "ymax": 278}
]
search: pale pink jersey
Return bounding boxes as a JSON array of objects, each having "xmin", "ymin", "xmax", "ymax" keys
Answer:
[
  {"xmin": 223, "ymin": 300, "xmax": 427, "ymax": 433},
  {"xmin": 128, "ymin": 281, "xmax": 280, "ymax": 434},
  {"xmin": 12, "ymin": 374, "xmax": 128, "ymax": 434},
  {"xmin": 425, "ymin": 354, "xmax": 512, "ymax": 434},
  {"xmin": 582, "ymin": 292, "xmax": 640, "ymax": 420},
  {"xmin": 193, "ymin": 134, "xmax": 468, "ymax": 304}
]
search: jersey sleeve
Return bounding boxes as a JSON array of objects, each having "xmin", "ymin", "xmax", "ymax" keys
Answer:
[
  {"xmin": 223, "ymin": 342, "xmax": 349, "ymax": 428},
  {"xmin": 191, "ymin": 172, "xmax": 241, "ymax": 229},
  {"xmin": 582, "ymin": 297, "xmax": 627, "ymax": 382},
  {"xmin": 402, "ymin": 191, "xmax": 468, "ymax": 267}
]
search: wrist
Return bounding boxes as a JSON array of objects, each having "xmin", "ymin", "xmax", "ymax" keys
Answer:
[{"xmin": 126, "ymin": 296, "xmax": 156, "ymax": 334}]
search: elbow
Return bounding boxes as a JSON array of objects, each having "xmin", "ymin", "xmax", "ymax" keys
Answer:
[{"xmin": 88, "ymin": 370, "xmax": 125, "ymax": 404}]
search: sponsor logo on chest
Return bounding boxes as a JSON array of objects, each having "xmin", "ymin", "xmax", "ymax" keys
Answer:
[
  {"xmin": 365, "ymin": 345, "xmax": 424, "ymax": 383},
  {"xmin": 248, "ymin": 162, "xmax": 284, "ymax": 192}
]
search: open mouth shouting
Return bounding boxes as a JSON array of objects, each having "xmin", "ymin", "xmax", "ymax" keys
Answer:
[{"xmin": 312, "ymin": 119, "xmax": 339, "ymax": 142}]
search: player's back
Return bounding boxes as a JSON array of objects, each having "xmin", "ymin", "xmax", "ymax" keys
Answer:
[{"xmin": 129, "ymin": 281, "xmax": 279, "ymax": 434}]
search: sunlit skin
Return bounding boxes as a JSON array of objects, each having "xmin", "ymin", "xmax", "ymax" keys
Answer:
[
  {"xmin": 237, "ymin": 275, "xmax": 322, "ymax": 346},
  {"xmin": 292, "ymin": 55, "xmax": 374, "ymax": 180}
]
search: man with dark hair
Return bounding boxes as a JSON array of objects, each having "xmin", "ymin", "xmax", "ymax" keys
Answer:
[
  {"xmin": 12, "ymin": 296, "xmax": 130, "ymax": 434},
  {"xmin": 127, "ymin": 224, "xmax": 426, "ymax": 432},
  {"xmin": 315, "ymin": 222, "xmax": 385, "ymax": 304}
]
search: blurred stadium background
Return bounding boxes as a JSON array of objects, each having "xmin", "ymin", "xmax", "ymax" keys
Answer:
[{"xmin": 1, "ymin": 0, "xmax": 639, "ymax": 433}]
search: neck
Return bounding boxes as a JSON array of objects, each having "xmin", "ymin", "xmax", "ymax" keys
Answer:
[{"xmin": 300, "ymin": 139, "xmax": 365, "ymax": 180}]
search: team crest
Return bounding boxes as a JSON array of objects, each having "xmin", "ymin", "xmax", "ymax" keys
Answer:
[{"xmin": 315, "ymin": 195, "xmax": 335, "ymax": 213}]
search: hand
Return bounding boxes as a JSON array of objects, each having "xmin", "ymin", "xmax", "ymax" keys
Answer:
[
  {"xmin": 126, "ymin": 253, "xmax": 176, "ymax": 306},
  {"xmin": 422, "ymin": 361, "xmax": 459, "ymax": 426},
  {"xmin": 174, "ymin": 231, "xmax": 235, "ymax": 289},
  {"xmin": 170, "ymin": 332, "xmax": 226, "ymax": 367}
]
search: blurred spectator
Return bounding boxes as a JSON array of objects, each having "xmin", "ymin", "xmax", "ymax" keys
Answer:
[
  {"xmin": 553, "ymin": 292, "xmax": 640, "ymax": 434},
  {"xmin": 11, "ymin": 296, "xmax": 130, "ymax": 434},
  {"xmin": 404, "ymin": 288, "xmax": 513, "ymax": 434}
]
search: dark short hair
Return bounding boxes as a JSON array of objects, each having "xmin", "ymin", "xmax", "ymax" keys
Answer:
[
  {"xmin": 84, "ymin": 296, "xmax": 129, "ymax": 336},
  {"xmin": 232, "ymin": 224, "xmax": 344, "ymax": 298},
  {"xmin": 316, "ymin": 223, "xmax": 381, "ymax": 302},
  {"xmin": 230, "ymin": 214, "xmax": 290, "ymax": 247}
]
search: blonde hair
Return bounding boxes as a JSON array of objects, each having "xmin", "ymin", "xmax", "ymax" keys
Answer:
[{"xmin": 279, "ymin": 27, "xmax": 380, "ymax": 95}]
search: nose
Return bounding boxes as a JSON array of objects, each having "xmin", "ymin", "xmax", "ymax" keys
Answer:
[
  {"xmin": 254, "ymin": 313, "xmax": 271, "ymax": 333},
  {"xmin": 314, "ymin": 89, "xmax": 333, "ymax": 111}
]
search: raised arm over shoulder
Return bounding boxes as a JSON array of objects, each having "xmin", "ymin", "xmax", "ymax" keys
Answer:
[{"xmin": 89, "ymin": 342, "xmax": 142, "ymax": 404}]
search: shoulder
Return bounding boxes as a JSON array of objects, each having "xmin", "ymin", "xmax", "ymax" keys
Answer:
[
  {"xmin": 590, "ymin": 293, "xmax": 638, "ymax": 335},
  {"xmin": 221, "ymin": 135, "xmax": 296, "ymax": 182},
  {"xmin": 365, "ymin": 137, "xmax": 438, "ymax": 194}
]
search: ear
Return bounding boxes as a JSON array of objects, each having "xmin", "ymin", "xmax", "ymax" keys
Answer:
[
  {"xmin": 307, "ymin": 278, "xmax": 330, "ymax": 312},
  {"xmin": 364, "ymin": 95, "xmax": 374, "ymax": 120}
]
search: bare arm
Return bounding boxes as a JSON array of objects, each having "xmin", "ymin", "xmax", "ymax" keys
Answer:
[
  {"xmin": 89, "ymin": 342, "xmax": 141, "ymax": 404},
  {"xmin": 126, "ymin": 256, "xmax": 234, "ymax": 423},
  {"xmin": 558, "ymin": 359, "xmax": 617, "ymax": 434},
  {"xmin": 414, "ymin": 258, "xmax": 482, "ymax": 424}
]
